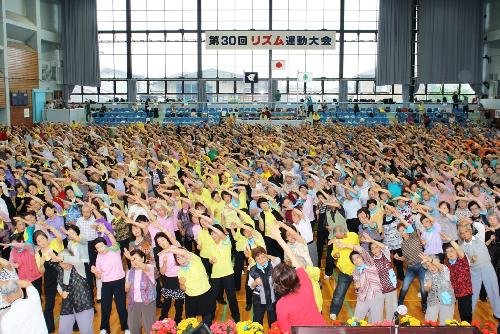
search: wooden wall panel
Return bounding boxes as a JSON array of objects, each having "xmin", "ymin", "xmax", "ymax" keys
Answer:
[{"xmin": 7, "ymin": 43, "xmax": 39, "ymax": 127}]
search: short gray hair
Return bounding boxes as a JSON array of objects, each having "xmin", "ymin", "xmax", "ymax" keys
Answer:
[{"xmin": 0, "ymin": 279, "xmax": 20, "ymax": 296}]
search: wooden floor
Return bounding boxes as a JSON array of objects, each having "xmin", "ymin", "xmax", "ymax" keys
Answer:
[{"xmin": 50, "ymin": 266, "xmax": 498, "ymax": 333}]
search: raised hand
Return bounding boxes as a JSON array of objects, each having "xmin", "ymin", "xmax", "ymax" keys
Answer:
[{"xmin": 439, "ymin": 232, "xmax": 450, "ymax": 242}]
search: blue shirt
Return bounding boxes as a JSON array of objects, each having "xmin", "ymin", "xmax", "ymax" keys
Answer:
[{"xmin": 388, "ymin": 182, "xmax": 403, "ymax": 198}]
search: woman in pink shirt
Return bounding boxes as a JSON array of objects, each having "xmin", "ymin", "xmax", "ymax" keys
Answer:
[
  {"xmin": 8, "ymin": 234, "xmax": 42, "ymax": 294},
  {"xmin": 153, "ymin": 231, "xmax": 185, "ymax": 322},
  {"xmin": 124, "ymin": 248, "xmax": 156, "ymax": 334},
  {"xmin": 91, "ymin": 226, "xmax": 128, "ymax": 334},
  {"xmin": 149, "ymin": 202, "xmax": 179, "ymax": 246},
  {"xmin": 268, "ymin": 228, "xmax": 325, "ymax": 334}
]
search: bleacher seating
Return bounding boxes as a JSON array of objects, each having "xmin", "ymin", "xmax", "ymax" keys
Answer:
[{"xmin": 90, "ymin": 105, "xmax": 469, "ymax": 127}]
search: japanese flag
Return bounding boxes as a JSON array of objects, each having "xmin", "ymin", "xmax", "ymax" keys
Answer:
[{"xmin": 271, "ymin": 60, "xmax": 286, "ymax": 70}]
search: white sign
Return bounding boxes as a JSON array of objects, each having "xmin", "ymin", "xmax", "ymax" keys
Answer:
[
  {"xmin": 205, "ymin": 31, "xmax": 336, "ymax": 50},
  {"xmin": 272, "ymin": 60, "xmax": 286, "ymax": 70},
  {"xmin": 298, "ymin": 72, "xmax": 312, "ymax": 82},
  {"xmin": 495, "ymin": 109, "xmax": 500, "ymax": 118},
  {"xmin": 23, "ymin": 108, "xmax": 29, "ymax": 118}
]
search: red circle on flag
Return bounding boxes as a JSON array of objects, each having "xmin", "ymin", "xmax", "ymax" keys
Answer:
[{"xmin": 276, "ymin": 61, "xmax": 282, "ymax": 68}]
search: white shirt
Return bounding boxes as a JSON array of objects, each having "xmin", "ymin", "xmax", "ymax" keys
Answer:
[
  {"xmin": 127, "ymin": 204, "xmax": 149, "ymax": 221},
  {"xmin": 472, "ymin": 221, "xmax": 486, "ymax": 242},
  {"xmin": 1, "ymin": 286, "xmax": 48, "ymax": 334},
  {"xmin": 294, "ymin": 218, "xmax": 314, "ymax": 244},
  {"xmin": 343, "ymin": 198, "xmax": 362, "ymax": 219},
  {"xmin": 354, "ymin": 180, "xmax": 371, "ymax": 206}
]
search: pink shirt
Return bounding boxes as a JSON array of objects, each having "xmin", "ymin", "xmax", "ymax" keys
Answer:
[
  {"xmin": 130, "ymin": 264, "xmax": 155, "ymax": 302},
  {"xmin": 151, "ymin": 205, "xmax": 179, "ymax": 245},
  {"xmin": 96, "ymin": 247, "xmax": 125, "ymax": 282},
  {"xmin": 276, "ymin": 268, "xmax": 325, "ymax": 333},
  {"xmin": 192, "ymin": 224, "xmax": 202, "ymax": 240},
  {"xmin": 9, "ymin": 244, "xmax": 42, "ymax": 282},
  {"xmin": 158, "ymin": 251, "xmax": 180, "ymax": 277}
]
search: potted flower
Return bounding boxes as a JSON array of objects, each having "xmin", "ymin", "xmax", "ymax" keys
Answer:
[
  {"xmin": 150, "ymin": 318, "xmax": 177, "ymax": 334},
  {"xmin": 400, "ymin": 315, "xmax": 421, "ymax": 326},
  {"xmin": 210, "ymin": 320, "xmax": 236, "ymax": 334},
  {"xmin": 235, "ymin": 320, "xmax": 263, "ymax": 334},
  {"xmin": 346, "ymin": 317, "xmax": 368, "ymax": 326},
  {"xmin": 177, "ymin": 318, "xmax": 200, "ymax": 334}
]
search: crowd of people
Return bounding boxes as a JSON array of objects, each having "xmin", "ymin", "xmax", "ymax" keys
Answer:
[{"xmin": 0, "ymin": 120, "xmax": 498, "ymax": 334}]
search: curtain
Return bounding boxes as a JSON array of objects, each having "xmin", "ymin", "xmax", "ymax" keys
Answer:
[
  {"xmin": 61, "ymin": 84, "xmax": 74, "ymax": 102},
  {"xmin": 418, "ymin": 0, "xmax": 483, "ymax": 85},
  {"xmin": 376, "ymin": 0, "xmax": 413, "ymax": 85},
  {"xmin": 61, "ymin": 0, "xmax": 100, "ymax": 89},
  {"xmin": 469, "ymin": 83, "xmax": 483, "ymax": 95}
]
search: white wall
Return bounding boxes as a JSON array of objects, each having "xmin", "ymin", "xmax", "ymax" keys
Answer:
[
  {"xmin": 40, "ymin": 0, "xmax": 59, "ymax": 32},
  {"xmin": 5, "ymin": 0, "xmax": 26, "ymax": 16}
]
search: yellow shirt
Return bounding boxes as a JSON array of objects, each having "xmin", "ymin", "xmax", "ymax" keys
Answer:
[
  {"xmin": 221, "ymin": 205, "xmax": 241, "ymax": 228},
  {"xmin": 188, "ymin": 188, "xmax": 212, "ymax": 206},
  {"xmin": 332, "ymin": 232, "xmax": 360, "ymax": 275},
  {"xmin": 238, "ymin": 210, "xmax": 255, "ymax": 228},
  {"xmin": 234, "ymin": 230, "xmax": 266, "ymax": 252},
  {"xmin": 260, "ymin": 170, "xmax": 272, "ymax": 180},
  {"xmin": 196, "ymin": 229, "xmax": 215, "ymax": 259},
  {"xmin": 305, "ymin": 265, "xmax": 323, "ymax": 312},
  {"xmin": 35, "ymin": 239, "xmax": 64, "ymax": 267},
  {"xmin": 209, "ymin": 236, "xmax": 234, "ymax": 278},
  {"xmin": 208, "ymin": 199, "xmax": 225, "ymax": 223},
  {"xmin": 178, "ymin": 254, "xmax": 211, "ymax": 297},
  {"xmin": 175, "ymin": 181, "xmax": 187, "ymax": 196},
  {"xmin": 262, "ymin": 210, "xmax": 278, "ymax": 236},
  {"xmin": 238, "ymin": 190, "xmax": 248, "ymax": 210}
]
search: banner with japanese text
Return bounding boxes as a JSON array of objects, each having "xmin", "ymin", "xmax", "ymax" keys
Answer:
[{"xmin": 205, "ymin": 31, "xmax": 336, "ymax": 50}]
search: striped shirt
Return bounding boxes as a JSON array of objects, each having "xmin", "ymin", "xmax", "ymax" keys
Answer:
[
  {"xmin": 352, "ymin": 247, "xmax": 383, "ymax": 302},
  {"xmin": 401, "ymin": 232, "xmax": 423, "ymax": 266}
]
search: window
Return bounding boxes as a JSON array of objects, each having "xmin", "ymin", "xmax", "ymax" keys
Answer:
[
  {"xmin": 202, "ymin": 0, "xmax": 269, "ymax": 30},
  {"xmin": 97, "ymin": 0, "xmax": 126, "ymax": 31},
  {"xmin": 99, "ymin": 33, "xmax": 127, "ymax": 78},
  {"xmin": 89, "ymin": 0, "xmax": 453, "ymax": 103},
  {"xmin": 343, "ymin": 33, "xmax": 377, "ymax": 79}
]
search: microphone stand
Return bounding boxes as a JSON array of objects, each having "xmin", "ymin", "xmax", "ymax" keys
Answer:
[{"xmin": 392, "ymin": 313, "xmax": 400, "ymax": 334}]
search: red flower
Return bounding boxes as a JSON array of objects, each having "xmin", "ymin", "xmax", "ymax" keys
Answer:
[{"xmin": 485, "ymin": 322, "xmax": 496, "ymax": 330}]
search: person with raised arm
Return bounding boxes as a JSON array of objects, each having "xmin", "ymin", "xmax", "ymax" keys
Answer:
[
  {"xmin": 361, "ymin": 233, "xmax": 399, "ymax": 320},
  {"xmin": 419, "ymin": 253, "xmax": 455, "ymax": 325},
  {"xmin": 197, "ymin": 213, "xmax": 240, "ymax": 322},
  {"xmin": 91, "ymin": 224, "xmax": 129, "ymax": 334},
  {"xmin": 247, "ymin": 246, "xmax": 280, "ymax": 326},
  {"xmin": 458, "ymin": 224, "xmax": 500, "ymax": 320},
  {"xmin": 124, "ymin": 248, "xmax": 156, "ymax": 334},
  {"xmin": 396, "ymin": 214, "xmax": 428, "ymax": 313},
  {"xmin": 33, "ymin": 223, "xmax": 63, "ymax": 333},
  {"xmin": 164, "ymin": 245, "xmax": 216, "ymax": 326},
  {"xmin": 153, "ymin": 231, "xmax": 184, "ymax": 322},
  {"xmin": 441, "ymin": 232, "xmax": 473, "ymax": 323},
  {"xmin": 328, "ymin": 225, "xmax": 360, "ymax": 320},
  {"xmin": 52, "ymin": 249, "xmax": 94, "ymax": 334},
  {"xmin": 269, "ymin": 226, "xmax": 325, "ymax": 334},
  {"xmin": 334, "ymin": 235, "xmax": 384, "ymax": 322}
]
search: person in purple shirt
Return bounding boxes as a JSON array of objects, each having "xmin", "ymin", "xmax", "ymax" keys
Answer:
[
  {"xmin": 43, "ymin": 202, "xmax": 66, "ymax": 240},
  {"xmin": 420, "ymin": 214, "xmax": 444, "ymax": 263},
  {"xmin": 93, "ymin": 209, "xmax": 115, "ymax": 246}
]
